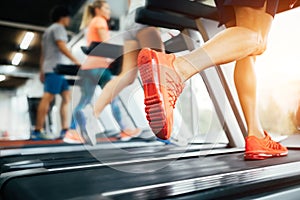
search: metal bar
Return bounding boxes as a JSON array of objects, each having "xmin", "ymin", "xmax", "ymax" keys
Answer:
[
  {"xmin": 183, "ymin": 22, "xmax": 244, "ymax": 147},
  {"xmin": 46, "ymin": 148, "xmax": 243, "ymax": 172},
  {"xmin": 0, "ymin": 141, "xmax": 164, "ymax": 157},
  {"xmin": 194, "ymin": 19, "xmax": 248, "ymax": 138}
]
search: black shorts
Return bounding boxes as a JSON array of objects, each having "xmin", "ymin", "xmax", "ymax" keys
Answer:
[{"xmin": 214, "ymin": 0, "xmax": 279, "ymax": 25}]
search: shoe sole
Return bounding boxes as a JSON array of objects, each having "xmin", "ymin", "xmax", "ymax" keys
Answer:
[
  {"xmin": 120, "ymin": 129, "xmax": 143, "ymax": 141},
  {"xmin": 75, "ymin": 111, "xmax": 96, "ymax": 146},
  {"xmin": 244, "ymin": 151, "xmax": 288, "ymax": 160},
  {"xmin": 138, "ymin": 48, "xmax": 169, "ymax": 140},
  {"xmin": 63, "ymin": 137, "xmax": 83, "ymax": 144}
]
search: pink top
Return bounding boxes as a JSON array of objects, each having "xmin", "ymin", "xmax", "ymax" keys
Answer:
[{"xmin": 81, "ymin": 16, "xmax": 112, "ymax": 70}]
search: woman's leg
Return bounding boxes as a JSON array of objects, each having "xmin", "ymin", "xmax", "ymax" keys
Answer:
[
  {"xmin": 94, "ymin": 41, "xmax": 139, "ymax": 116},
  {"xmin": 70, "ymin": 70, "xmax": 97, "ymax": 129},
  {"xmin": 94, "ymin": 27, "xmax": 164, "ymax": 117},
  {"xmin": 60, "ymin": 90, "xmax": 71, "ymax": 130},
  {"xmin": 136, "ymin": 27, "xmax": 164, "ymax": 52}
]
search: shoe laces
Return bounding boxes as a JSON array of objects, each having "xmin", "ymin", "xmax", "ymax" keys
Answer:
[
  {"xmin": 166, "ymin": 72, "xmax": 183, "ymax": 108},
  {"xmin": 265, "ymin": 138, "xmax": 282, "ymax": 150}
]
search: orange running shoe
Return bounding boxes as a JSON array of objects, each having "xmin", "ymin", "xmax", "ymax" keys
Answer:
[
  {"xmin": 244, "ymin": 131, "xmax": 288, "ymax": 160},
  {"xmin": 120, "ymin": 128, "xmax": 142, "ymax": 141},
  {"xmin": 138, "ymin": 48, "xmax": 184, "ymax": 140},
  {"xmin": 63, "ymin": 129, "xmax": 84, "ymax": 144}
]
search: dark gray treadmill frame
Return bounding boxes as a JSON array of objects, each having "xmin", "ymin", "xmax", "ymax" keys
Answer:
[
  {"xmin": 2, "ymin": 150, "xmax": 300, "ymax": 200},
  {"xmin": 102, "ymin": 161, "xmax": 300, "ymax": 199},
  {"xmin": 0, "ymin": 148, "xmax": 244, "ymax": 190}
]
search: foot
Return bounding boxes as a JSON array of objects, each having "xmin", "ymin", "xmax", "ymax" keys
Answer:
[
  {"xmin": 244, "ymin": 131, "xmax": 288, "ymax": 160},
  {"xmin": 119, "ymin": 128, "xmax": 142, "ymax": 141},
  {"xmin": 30, "ymin": 129, "xmax": 51, "ymax": 140},
  {"xmin": 75, "ymin": 105, "xmax": 102, "ymax": 146},
  {"xmin": 63, "ymin": 129, "xmax": 84, "ymax": 144},
  {"xmin": 60, "ymin": 129, "xmax": 68, "ymax": 138},
  {"xmin": 138, "ymin": 48, "xmax": 184, "ymax": 140}
]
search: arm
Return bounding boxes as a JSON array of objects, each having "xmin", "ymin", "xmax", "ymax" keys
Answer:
[
  {"xmin": 56, "ymin": 40, "xmax": 81, "ymax": 66},
  {"xmin": 39, "ymin": 45, "xmax": 45, "ymax": 83}
]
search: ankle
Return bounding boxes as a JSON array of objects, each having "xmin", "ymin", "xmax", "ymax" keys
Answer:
[
  {"xmin": 248, "ymin": 130, "xmax": 265, "ymax": 139},
  {"xmin": 174, "ymin": 56, "xmax": 195, "ymax": 82},
  {"xmin": 93, "ymin": 109, "xmax": 99, "ymax": 118}
]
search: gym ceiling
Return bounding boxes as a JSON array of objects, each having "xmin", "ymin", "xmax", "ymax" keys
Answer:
[
  {"xmin": 0, "ymin": 0, "xmax": 298, "ymax": 89},
  {"xmin": 0, "ymin": 0, "xmax": 86, "ymax": 89}
]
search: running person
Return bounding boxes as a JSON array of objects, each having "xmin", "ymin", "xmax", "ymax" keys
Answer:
[
  {"xmin": 76, "ymin": 0, "xmax": 165, "ymax": 144},
  {"xmin": 138, "ymin": 0, "xmax": 289, "ymax": 160},
  {"xmin": 31, "ymin": 5, "xmax": 80, "ymax": 140},
  {"xmin": 70, "ymin": 0, "xmax": 141, "ymax": 145}
]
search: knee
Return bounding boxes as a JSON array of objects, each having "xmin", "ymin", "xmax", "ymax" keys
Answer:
[
  {"xmin": 41, "ymin": 94, "xmax": 55, "ymax": 104},
  {"xmin": 120, "ymin": 70, "xmax": 137, "ymax": 85},
  {"xmin": 61, "ymin": 94, "xmax": 70, "ymax": 104},
  {"xmin": 126, "ymin": 73, "xmax": 137, "ymax": 85},
  {"xmin": 251, "ymin": 32, "xmax": 267, "ymax": 56}
]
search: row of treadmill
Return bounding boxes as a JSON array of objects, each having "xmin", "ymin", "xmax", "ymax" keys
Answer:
[{"xmin": 1, "ymin": 1, "xmax": 300, "ymax": 200}]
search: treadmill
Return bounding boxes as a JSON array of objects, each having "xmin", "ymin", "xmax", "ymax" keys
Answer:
[{"xmin": 1, "ymin": 1, "xmax": 300, "ymax": 199}]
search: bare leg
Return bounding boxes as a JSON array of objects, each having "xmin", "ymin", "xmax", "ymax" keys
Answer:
[
  {"xmin": 35, "ymin": 93, "xmax": 55, "ymax": 130},
  {"xmin": 60, "ymin": 90, "xmax": 70, "ymax": 129},
  {"xmin": 94, "ymin": 27, "xmax": 164, "ymax": 116},
  {"xmin": 174, "ymin": 5, "xmax": 273, "ymax": 82},
  {"xmin": 94, "ymin": 40, "xmax": 139, "ymax": 116},
  {"xmin": 294, "ymin": 100, "xmax": 300, "ymax": 129},
  {"xmin": 170, "ymin": 5, "xmax": 273, "ymax": 138},
  {"xmin": 234, "ymin": 56, "xmax": 264, "ymax": 138},
  {"xmin": 136, "ymin": 27, "xmax": 164, "ymax": 52}
]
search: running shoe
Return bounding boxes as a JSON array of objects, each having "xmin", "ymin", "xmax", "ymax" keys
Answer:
[
  {"xmin": 138, "ymin": 48, "xmax": 184, "ymax": 140},
  {"xmin": 60, "ymin": 129, "xmax": 68, "ymax": 138},
  {"xmin": 244, "ymin": 131, "xmax": 288, "ymax": 160},
  {"xmin": 156, "ymin": 138, "xmax": 172, "ymax": 145},
  {"xmin": 75, "ymin": 105, "xmax": 101, "ymax": 146},
  {"xmin": 120, "ymin": 128, "xmax": 142, "ymax": 141},
  {"xmin": 63, "ymin": 129, "xmax": 84, "ymax": 144},
  {"xmin": 30, "ymin": 129, "xmax": 51, "ymax": 140}
]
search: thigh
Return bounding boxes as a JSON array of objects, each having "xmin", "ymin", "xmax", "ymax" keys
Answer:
[
  {"xmin": 120, "ymin": 40, "xmax": 139, "ymax": 74},
  {"xmin": 42, "ymin": 92, "xmax": 55, "ymax": 103},
  {"xmin": 215, "ymin": 0, "xmax": 279, "ymax": 27},
  {"xmin": 234, "ymin": 2, "xmax": 275, "ymax": 39},
  {"xmin": 136, "ymin": 26, "xmax": 163, "ymax": 51},
  {"xmin": 60, "ymin": 90, "xmax": 70, "ymax": 103}
]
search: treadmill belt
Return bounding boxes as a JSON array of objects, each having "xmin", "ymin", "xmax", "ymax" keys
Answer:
[{"xmin": 1, "ymin": 150, "xmax": 300, "ymax": 200}]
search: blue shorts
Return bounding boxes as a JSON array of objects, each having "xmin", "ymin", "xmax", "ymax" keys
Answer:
[{"xmin": 44, "ymin": 73, "xmax": 69, "ymax": 94}]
